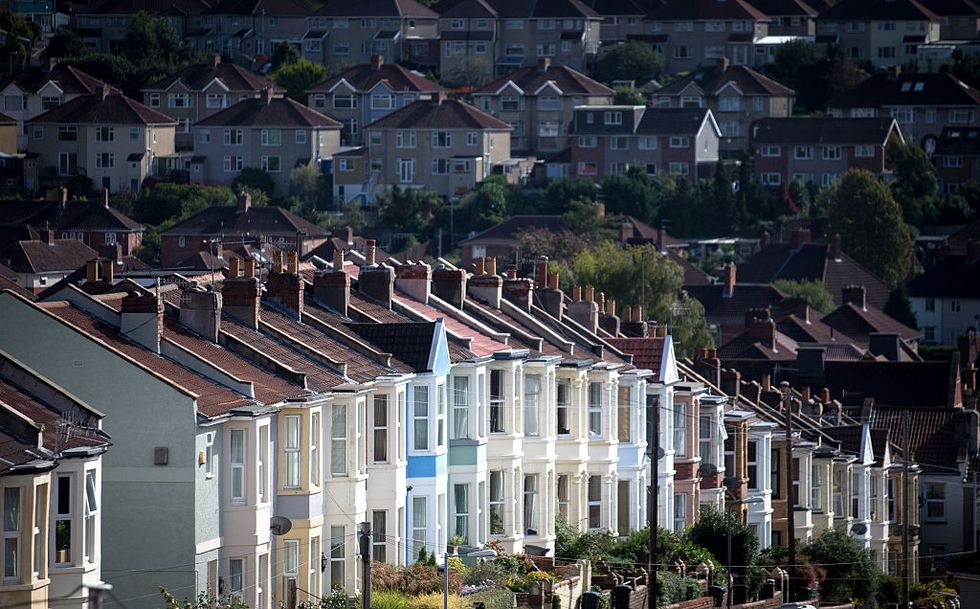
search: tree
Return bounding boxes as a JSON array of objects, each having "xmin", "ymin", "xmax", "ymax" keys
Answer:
[
  {"xmin": 291, "ymin": 164, "xmax": 328, "ymax": 217},
  {"xmin": 613, "ymin": 85, "xmax": 646, "ymax": 105},
  {"xmin": 232, "ymin": 168, "xmax": 276, "ymax": 198},
  {"xmin": 764, "ymin": 40, "xmax": 866, "ymax": 113},
  {"xmin": 272, "ymin": 59, "xmax": 327, "ymax": 101},
  {"xmin": 132, "ymin": 183, "xmax": 237, "ymax": 227},
  {"xmin": 801, "ymin": 527, "xmax": 880, "ymax": 603},
  {"xmin": 884, "ymin": 284, "xmax": 918, "ymax": 329},
  {"xmin": 124, "ymin": 12, "xmax": 182, "ymax": 68},
  {"xmin": 272, "ymin": 41, "xmax": 301, "ymax": 69},
  {"xmin": 568, "ymin": 241, "xmax": 713, "ymax": 356},
  {"xmin": 595, "ymin": 41, "xmax": 662, "ymax": 84},
  {"xmin": 42, "ymin": 28, "xmax": 83, "ymax": 60},
  {"xmin": 826, "ymin": 169, "xmax": 912, "ymax": 284},
  {"xmin": 887, "ymin": 140, "xmax": 938, "ymax": 227},
  {"xmin": 687, "ymin": 507, "xmax": 762, "ymax": 592},
  {"xmin": 377, "ymin": 187, "xmax": 444, "ymax": 236},
  {"xmin": 601, "ymin": 166, "xmax": 658, "ymax": 221},
  {"xmin": 773, "ymin": 279, "xmax": 836, "ymax": 314},
  {"xmin": 542, "ymin": 177, "xmax": 597, "ymax": 212}
]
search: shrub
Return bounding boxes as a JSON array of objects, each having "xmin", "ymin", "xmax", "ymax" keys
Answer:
[
  {"xmin": 373, "ymin": 590, "xmax": 412, "ymax": 609},
  {"xmin": 655, "ymin": 572, "xmax": 701, "ymax": 605},
  {"xmin": 463, "ymin": 560, "xmax": 512, "ymax": 586},
  {"xmin": 462, "ymin": 588, "xmax": 514, "ymax": 609},
  {"xmin": 407, "ymin": 593, "xmax": 463, "ymax": 609},
  {"xmin": 372, "ymin": 561, "xmax": 463, "ymax": 595}
]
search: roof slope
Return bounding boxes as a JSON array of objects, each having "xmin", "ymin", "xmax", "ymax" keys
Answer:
[
  {"xmin": 314, "ymin": 0, "xmax": 438, "ymax": 17},
  {"xmin": 0, "ymin": 239, "xmax": 97, "ymax": 274},
  {"xmin": 195, "ymin": 96, "xmax": 341, "ymax": 128},
  {"xmin": 605, "ymin": 337, "xmax": 666, "ymax": 378},
  {"xmin": 161, "ymin": 205, "xmax": 327, "ymax": 237},
  {"xmin": 750, "ymin": 117, "xmax": 897, "ymax": 145},
  {"xmin": 28, "ymin": 92, "xmax": 176, "ymax": 125},
  {"xmin": 828, "ymin": 72, "xmax": 980, "ymax": 109},
  {"xmin": 206, "ymin": 0, "xmax": 316, "ymax": 15},
  {"xmin": 637, "ymin": 107, "xmax": 714, "ymax": 136},
  {"xmin": 820, "ymin": 302, "xmax": 921, "ymax": 343},
  {"xmin": 345, "ymin": 321, "xmax": 438, "ymax": 371},
  {"xmin": 145, "ymin": 61, "xmax": 272, "ymax": 92},
  {"xmin": 657, "ymin": 64, "xmax": 795, "ymax": 97},
  {"xmin": 367, "ymin": 98, "xmax": 512, "ymax": 130},
  {"xmin": 818, "ymin": 0, "xmax": 939, "ymax": 20},
  {"xmin": 0, "ymin": 64, "xmax": 115, "ymax": 96},
  {"xmin": 308, "ymin": 63, "xmax": 440, "ymax": 94},
  {"xmin": 648, "ymin": 0, "xmax": 768, "ymax": 20},
  {"xmin": 911, "ymin": 255, "xmax": 980, "ymax": 298},
  {"xmin": 475, "ymin": 63, "xmax": 613, "ymax": 96},
  {"xmin": 79, "ymin": 0, "xmax": 212, "ymax": 15}
]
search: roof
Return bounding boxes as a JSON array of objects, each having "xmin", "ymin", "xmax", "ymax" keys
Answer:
[
  {"xmin": 0, "ymin": 239, "xmax": 97, "ymax": 274},
  {"xmin": 934, "ymin": 127, "xmax": 980, "ymax": 156},
  {"xmin": 605, "ymin": 337, "xmax": 666, "ymax": 379},
  {"xmin": 314, "ymin": 0, "xmax": 438, "ymax": 18},
  {"xmin": 750, "ymin": 117, "xmax": 898, "ymax": 145},
  {"xmin": 144, "ymin": 60, "xmax": 272, "ymax": 93},
  {"xmin": 657, "ymin": 64, "xmax": 795, "ymax": 98},
  {"xmin": 205, "ymin": 0, "xmax": 316, "ymax": 16},
  {"xmin": 475, "ymin": 63, "xmax": 613, "ymax": 96},
  {"xmin": 27, "ymin": 92, "xmax": 176, "ymax": 126},
  {"xmin": 820, "ymin": 302, "xmax": 922, "ymax": 343},
  {"xmin": 161, "ymin": 205, "xmax": 328, "ymax": 238},
  {"xmin": 78, "ymin": 0, "xmax": 212, "ymax": 15},
  {"xmin": 584, "ymin": 0, "xmax": 648, "ymax": 16},
  {"xmin": 0, "ymin": 63, "xmax": 115, "ymax": 96},
  {"xmin": 344, "ymin": 321, "xmax": 438, "ymax": 371},
  {"xmin": 636, "ymin": 107, "xmax": 715, "ymax": 136},
  {"xmin": 195, "ymin": 96, "xmax": 342, "ymax": 128},
  {"xmin": 0, "ymin": 199, "xmax": 141, "ymax": 232},
  {"xmin": 439, "ymin": 0, "xmax": 600, "ymax": 18},
  {"xmin": 910, "ymin": 254, "xmax": 980, "ymax": 298},
  {"xmin": 746, "ymin": 0, "xmax": 820, "ymax": 17},
  {"xmin": 918, "ymin": 0, "xmax": 980, "ymax": 17},
  {"xmin": 308, "ymin": 63, "xmax": 440, "ymax": 94},
  {"xmin": 871, "ymin": 407, "xmax": 960, "ymax": 473},
  {"xmin": 686, "ymin": 283, "xmax": 787, "ymax": 329},
  {"xmin": 366, "ymin": 98, "xmax": 511, "ymax": 130},
  {"xmin": 828, "ymin": 72, "xmax": 980, "ymax": 109},
  {"xmin": 820, "ymin": 359, "xmax": 957, "ymax": 408},
  {"xmin": 647, "ymin": 0, "xmax": 769, "ymax": 20},
  {"xmin": 460, "ymin": 215, "xmax": 568, "ymax": 244},
  {"xmin": 818, "ymin": 0, "xmax": 940, "ymax": 21}
]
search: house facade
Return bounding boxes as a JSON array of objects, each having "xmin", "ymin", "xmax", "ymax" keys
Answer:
[{"xmin": 815, "ymin": 0, "xmax": 941, "ymax": 68}]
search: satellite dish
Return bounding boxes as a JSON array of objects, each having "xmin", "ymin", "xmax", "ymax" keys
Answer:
[
  {"xmin": 851, "ymin": 523, "xmax": 868, "ymax": 536},
  {"xmin": 270, "ymin": 516, "xmax": 293, "ymax": 536}
]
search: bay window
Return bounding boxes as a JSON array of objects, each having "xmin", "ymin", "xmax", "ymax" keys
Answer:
[
  {"xmin": 4, "ymin": 487, "xmax": 19, "ymax": 580},
  {"xmin": 331, "ymin": 405, "xmax": 348, "ymax": 476},
  {"xmin": 556, "ymin": 380, "xmax": 570, "ymax": 435},
  {"xmin": 330, "ymin": 527, "xmax": 345, "ymax": 590},
  {"xmin": 452, "ymin": 376, "xmax": 469, "ymax": 439},
  {"xmin": 55, "ymin": 476, "xmax": 71, "ymax": 565},
  {"xmin": 524, "ymin": 375, "xmax": 540, "ymax": 436},
  {"xmin": 412, "ymin": 497, "xmax": 427, "ymax": 552},
  {"xmin": 489, "ymin": 471, "xmax": 504, "ymax": 535},
  {"xmin": 587, "ymin": 475, "xmax": 601, "ymax": 530},
  {"xmin": 373, "ymin": 395, "xmax": 389, "ymax": 462},
  {"xmin": 84, "ymin": 471, "xmax": 97, "ymax": 562},
  {"xmin": 587, "ymin": 382, "xmax": 602, "ymax": 437},
  {"xmin": 414, "ymin": 386, "xmax": 429, "ymax": 449},
  {"xmin": 523, "ymin": 475, "xmax": 538, "ymax": 534},
  {"xmin": 311, "ymin": 412, "xmax": 320, "ymax": 486},
  {"xmin": 231, "ymin": 429, "xmax": 246, "ymax": 502},
  {"xmin": 284, "ymin": 416, "xmax": 300, "ymax": 487},
  {"xmin": 454, "ymin": 484, "xmax": 469, "ymax": 542}
]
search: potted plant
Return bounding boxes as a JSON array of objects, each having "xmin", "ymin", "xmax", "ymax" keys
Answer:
[{"xmin": 448, "ymin": 535, "xmax": 463, "ymax": 554}]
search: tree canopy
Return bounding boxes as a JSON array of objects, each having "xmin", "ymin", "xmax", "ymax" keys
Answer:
[
  {"xmin": 596, "ymin": 41, "xmax": 663, "ymax": 84},
  {"xmin": 801, "ymin": 528, "xmax": 880, "ymax": 603},
  {"xmin": 272, "ymin": 59, "xmax": 327, "ymax": 101},
  {"xmin": 886, "ymin": 140, "xmax": 938, "ymax": 227},
  {"xmin": 772, "ymin": 279, "xmax": 836, "ymax": 314},
  {"xmin": 825, "ymin": 169, "xmax": 912, "ymax": 284}
]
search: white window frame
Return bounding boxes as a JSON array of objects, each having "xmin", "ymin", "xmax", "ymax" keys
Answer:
[
  {"xmin": 331, "ymin": 405, "xmax": 348, "ymax": 476},
  {"xmin": 230, "ymin": 429, "xmax": 246, "ymax": 503}
]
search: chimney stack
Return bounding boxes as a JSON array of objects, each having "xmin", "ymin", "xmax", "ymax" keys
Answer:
[
  {"xmin": 120, "ymin": 291, "xmax": 163, "ymax": 353},
  {"xmin": 85, "ymin": 259, "xmax": 100, "ymax": 282},
  {"xmin": 101, "ymin": 258, "xmax": 114, "ymax": 284},
  {"xmin": 722, "ymin": 263, "xmax": 736, "ymax": 299},
  {"xmin": 432, "ymin": 266, "xmax": 467, "ymax": 309},
  {"xmin": 238, "ymin": 191, "xmax": 252, "ymax": 212},
  {"xmin": 261, "ymin": 86, "xmax": 274, "ymax": 104},
  {"xmin": 536, "ymin": 57, "xmax": 551, "ymax": 72},
  {"xmin": 223, "ymin": 260, "xmax": 262, "ymax": 329},
  {"xmin": 744, "ymin": 307, "xmax": 770, "ymax": 328},
  {"xmin": 360, "ymin": 263, "xmax": 395, "ymax": 308},
  {"xmin": 568, "ymin": 285, "xmax": 599, "ymax": 334},
  {"xmin": 313, "ymin": 249, "xmax": 350, "ymax": 316},
  {"xmin": 535, "ymin": 256, "xmax": 549, "ymax": 288},
  {"xmin": 209, "ymin": 54, "xmax": 221, "ymax": 68},
  {"xmin": 468, "ymin": 257, "xmax": 503, "ymax": 308},
  {"xmin": 371, "ymin": 54, "xmax": 385, "ymax": 70},
  {"xmin": 396, "ymin": 261, "xmax": 432, "ymax": 304},
  {"xmin": 180, "ymin": 283, "xmax": 222, "ymax": 342},
  {"xmin": 830, "ymin": 233, "xmax": 842, "ymax": 262},
  {"xmin": 783, "ymin": 296, "xmax": 810, "ymax": 324},
  {"xmin": 694, "ymin": 348, "xmax": 721, "ymax": 387},
  {"xmin": 365, "ymin": 239, "xmax": 377, "ymax": 266},
  {"xmin": 540, "ymin": 270, "xmax": 564, "ymax": 320},
  {"xmin": 598, "ymin": 296, "xmax": 620, "ymax": 336},
  {"xmin": 842, "ymin": 285, "xmax": 866, "ymax": 310},
  {"xmin": 790, "ymin": 228, "xmax": 811, "ymax": 250},
  {"xmin": 747, "ymin": 315, "xmax": 777, "ymax": 350},
  {"xmin": 868, "ymin": 332, "xmax": 901, "ymax": 361},
  {"xmin": 101, "ymin": 188, "xmax": 110, "ymax": 208},
  {"xmin": 267, "ymin": 252, "xmax": 303, "ymax": 319}
]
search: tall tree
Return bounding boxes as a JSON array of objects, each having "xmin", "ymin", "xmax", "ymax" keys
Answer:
[
  {"xmin": 601, "ymin": 166, "xmax": 658, "ymax": 221},
  {"xmin": 826, "ymin": 169, "xmax": 913, "ymax": 283},
  {"xmin": 272, "ymin": 59, "xmax": 327, "ymax": 101},
  {"xmin": 886, "ymin": 139, "xmax": 938, "ymax": 227},
  {"xmin": 595, "ymin": 41, "xmax": 663, "ymax": 84}
]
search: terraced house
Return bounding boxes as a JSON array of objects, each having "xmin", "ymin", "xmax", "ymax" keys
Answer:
[
  {"xmin": 815, "ymin": 0, "xmax": 941, "ymax": 68},
  {"xmin": 185, "ymin": 0, "xmax": 314, "ymax": 65}
]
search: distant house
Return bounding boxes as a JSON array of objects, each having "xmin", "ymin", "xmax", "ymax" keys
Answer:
[
  {"xmin": 643, "ymin": 0, "xmax": 771, "ymax": 73},
  {"xmin": 73, "ymin": 0, "xmax": 212, "ymax": 52},
  {"xmin": 0, "ymin": 231, "xmax": 97, "ymax": 292},
  {"xmin": 932, "ymin": 126, "xmax": 980, "ymax": 193},
  {"xmin": 568, "ymin": 105, "xmax": 721, "ymax": 182},
  {"xmin": 916, "ymin": 0, "xmax": 980, "ymax": 43},
  {"xmin": 653, "ymin": 60, "xmax": 794, "ymax": 157},
  {"xmin": 815, "ymin": 0, "xmax": 941, "ymax": 68},
  {"xmin": 472, "ymin": 59, "xmax": 614, "ymax": 155},
  {"xmin": 306, "ymin": 56, "xmax": 441, "ymax": 146},
  {"xmin": 158, "ymin": 192, "xmax": 328, "ymax": 267},
  {"xmin": 583, "ymin": 0, "xmax": 648, "ymax": 44},
  {"xmin": 748, "ymin": 0, "xmax": 825, "ymax": 36},
  {"xmin": 25, "ymin": 86, "xmax": 177, "ymax": 195},
  {"xmin": 189, "ymin": 90, "xmax": 342, "ymax": 196},
  {"xmin": 910, "ymin": 254, "xmax": 980, "ymax": 344},
  {"xmin": 303, "ymin": 0, "xmax": 440, "ymax": 68},
  {"xmin": 827, "ymin": 71, "xmax": 980, "ymax": 150},
  {"xmin": 749, "ymin": 116, "xmax": 903, "ymax": 188},
  {"xmin": 142, "ymin": 55, "xmax": 274, "ymax": 150},
  {"xmin": 184, "ymin": 0, "xmax": 315, "ymax": 65},
  {"xmin": 0, "ymin": 63, "xmax": 115, "ymax": 150}
]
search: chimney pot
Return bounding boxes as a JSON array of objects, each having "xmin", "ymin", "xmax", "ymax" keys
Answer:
[
  {"xmin": 333, "ymin": 248, "xmax": 345, "ymax": 271},
  {"xmin": 573, "ymin": 286, "xmax": 582, "ymax": 302},
  {"xmin": 535, "ymin": 256, "xmax": 549, "ymax": 287},
  {"xmin": 723, "ymin": 263, "xmax": 736, "ymax": 298},
  {"xmin": 548, "ymin": 271, "xmax": 559, "ymax": 290},
  {"xmin": 101, "ymin": 259, "xmax": 114, "ymax": 284},
  {"xmin": 537, "ymin": 57, "xmax": 551, "ymax": 72},
  {"xmin": 209, "ymin": 54, "xmax": 221, "ymax": 67},
  {"xmin": 243, "ymin": 257, "xmax": 257, "ymax": 278},
  {"xmin": 238, "ymin": 191, "xmax": 252, "ymax": 212},
  {"xmin": 830, "ymin": 233, "xmax": 842, "ymax": 261},
  {"xmin": 584, "ymin": 285, "xmax": 595, "ymax": 303},
  {"xmin": 86, "ymin": 259, "xmax": 100, "ymax": 282},
  {"xmin": 486, "ymin": 256, "xmax": 497, "ymax": 276},
  {"xmin": 623, "ymin": 305, "xmax": 632, "ymax": 322},
  {"xmin": 365, "ymin": 239, "xmax": 377, "ymax": 266},
  {"xmin": 474, "ymin": 257, "xmax": 485, "ymax": 275},
  {"xmin": 222, "ymin": 276, "xmax": 261, "ymax": 329},
  {"xmin": 229, "ymin": 256, "xmax": 241, "ymax": 278}
]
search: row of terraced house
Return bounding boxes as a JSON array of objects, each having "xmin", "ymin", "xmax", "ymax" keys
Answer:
[{"xmin": 2, "ymin": 215, "xmax": 979, "ymax": 607}]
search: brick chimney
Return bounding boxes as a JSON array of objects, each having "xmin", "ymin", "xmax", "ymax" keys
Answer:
[
  {"xmin": 432, "ymin": 266, "xmax": 467, "ymax": 309},
  {"xmin": 209, "ymin": 54, "xmax": 221, "ymax": 68},
  {"xmin": 120, "ymin": 291, "xmax": 163, "ymax": 353},
  {"xmin": 868, "ymin": 332, "xmax": 901, "ymax": 361},
  {"xmin": 503, "ymin": 273, "xmax": 533, "ymax": 312},
  {"xmin": 830, "ymin": 233, "xmax": 842, "ymax": 262},
  {"xmin": 567, "ymin": 285, "xmax": 599, "ymax": 334},
  {"xmin": 261, "ymin": 86, "xmax": 274, "ymax": 104},
  {"xmin": 744, "ymin": 307, "xmax": 770, "ymax": 328},
  {"xmin": 101, "ymin": 258, "xmax": 114, "ymax": 284},
  {"xmin": 238, "ymin": 191, "xmax": 252, "ymax": 212},
  {"xmin": 747, "ymin": 315, "xmax": 776, "ymax": 350},
  {"xmin": 371, "ymin": 54, "xmax": 384, "ymax": 70},
  {"xmin": 267, "ymin": 252, "xmax": 304, "ymax": 319},
  {"xmin": 783, "ymin": 296, "xmax": 810, "ymax": 323},
  {"xmin": 694, "ymin": 347, "xmax": 721, "ymax": 387},
  {"xmin": 332, "ymin": 226, "xmax": 353, "ymax": 245},
  {"xmin": 620, "ymin": 304, "xmax": 648, "ymax": 337},
  {"xmin": 85, "ymin": 259, "xmax": 101, "ymax": 283},
  {"xmin": 540, "ymin": 269, "xmax": 564, "ymax": 321},
  {"xmin": 722, "ymin": 263, "xmax": 735, "ymax": 298},
  {"xmin": 598, "ymin": 296, "xmax": 620, "ymax": 336},
  {"xmin": 41, "ymin": 224, "xmax": 55, "ymax": 245},
  {"xmin": 223, "ymin": 258, "xmax": 262, "ymax": 329},
  {"xmin": 536, "ymin": 57, "xmax": 551, "ymax": 72},
  {"xmin": 396, "ymin": 261, "xmax": 432, "ymax": 304},
  {"xmin": 100, "ymin": 82, "xmax": 111, "ymax": 101},
  {"xmin": 359, "ymin": 241, "xmax": 395, "ymax": 308},
  {"xmin": 790, "ymin": 228, "xmax": 811, "ymax": 250},
  {"xmin": 842, "ymin": 285, "xmax": 866, "ymax": 310},
  {"xmin": 179, "ymin": 282, "xmax": 222, "ymax": 343},
  {"xmin": 468, "ymin": 257, "xmax": 503, "ymax": 309},
  {"xmin": 313, "ymin": 249, "xmax": 350, "ymax": 316}
]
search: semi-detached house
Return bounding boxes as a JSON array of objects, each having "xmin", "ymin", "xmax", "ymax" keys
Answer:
[{"xmin": 816, "ymin": 0, "xmax": 941, "ymax": 68}]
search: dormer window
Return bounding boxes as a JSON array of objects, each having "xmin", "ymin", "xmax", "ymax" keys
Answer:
[{"xmin": 604, "ymin": 111, "xmax": 622, "ymax": 125}]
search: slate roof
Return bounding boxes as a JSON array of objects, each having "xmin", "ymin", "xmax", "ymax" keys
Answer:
[
  {"xmin": 918, "ymin": 0, "xmax": 980, "ymax": 17},
  {"xmin": 735, "ymin": 242, "xmax": 891, "ymax": 309},
  {"xmin": 0, "ymin": 267, "xmax": 35, "ymax": 301},
  {"xmin": 344, "ymin": 321, "xmax": 438, "ymax": 371},
  {"xmin": 27, "ymin": 92, "xmax": 176, "ymax": 126},
  {"xmin": 79, "ymin": 0, "xmax": 212, "ymax": 15},
  {"xmin": 308, "ymin": 63, "xmax": 440, "ymax": 94},
  {"xmin": 636, "ymin": 107, "xmax": 716, "ymax": 136},
  {"xmin": 910, "ymin": 254, "xmax": 980, "ymax": 298},
  {"xmin": 647, "ymin": 0, "xmax": 768, "ymax": 20},
  {"xmin": 934, "ymin": 127, "xmax": 980, "ymax": 156},
  {"xmin": 161, "ymin": 205, "xmax": 328, "ymax": 238},
  {"xmin": 777, "ymin": 312, "xmax": 849, "ymax": 344},
  {"xmin": 828, "ymin": 72, "xmax": 980, "ymax": 109},
  {"xmin": 584, "ymin": 0, "xmax": 648, "ymax": 16},
  {"xmin": 686, "ymin": 283, "xmax": 787, "ymax": 328},
  {"xmin": 366, "ymin": 99, "xmax": 512, "ymax": 130},
  {"xmin": 0, "ymin": 64, "xmax": 115, "ymax": 96},
  {"xmin": 657, "ymin": 64, "xmax": 795, "ymax": 98},
  {"xmin": 205, "ymin": 0, "xmax": 316, "ymax": 16},
  {"xmin": 475, "ymin": 63, "xmax": 614, "ymax": 96},
  {"xmin": 0, "ymin": 200, "xmax": 141, "ymax": 232},
  {"xmin": 437, "ymin": 0, "xmax": 499, "ymax": 17},
  {"xmin": 746, "ymin": 0, "xmax": 820, "ymax": 17},
  {"xmin": 0, "ymin": 239, "xmax": 97, "ymax": 274},
  {"xmin": 820, "ymin": 302, "xmax": 922, "ymax": 343},
  {"xmin": 819, "ymin": 359, "xmax": 956, "ymax": 408},
  {"xmin": 445, "ymin": 0, "xmax": 599, "ymax": 18},
  {"xmin": 605, "ymin": 337, "xmax": 666, "ymax": 378},
  {"xmin": 750, "ymin": 117, "xmax": 898, "ymax": 145},
  {"xmin": 144, "ymin": 61, "xmax": 272, "ymax": 92},
  {"xmin": 314, "ymin": 0, "xmax": 438, "ymax": 18},
  {"xmin": 871, "ymin": 407, "xmax": 960, "ymax": 473},
  {"xmin": 195, "ymin": 96, "xmax": 342, "ymax": 128},
  {"xmin": 818, "ymin": 0, "xmax": 939, "ymax": 21}
]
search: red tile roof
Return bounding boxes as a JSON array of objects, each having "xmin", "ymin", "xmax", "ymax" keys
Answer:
[
  {"xmin": 309, "ymin": 63, "xmax": 440, "ymax": 94},
  {"xmin": 0, "ymin": 64, "xmax": 116, "ymax": 96},
  {"xmin": 605, "ymin": 337, "xmax": 666, "ymax": 379},
  {"xmin": 196, "ymin": 96, "xmax": 342, "ymax": 128},
  {"xmin": 28, "ymin": 92, "xmax": 176, "ymax": 125},
  {"xmin": 366, "ymin": 99, "xmax": 512, "ymax": 130},
  {"xmin": 1, "ymin": 239, "xmax": 97, "ymax": 274},
  {"xmin": 474, "ymin": 63, "xmax": 613, "ymax": 96},
  {"xmin": 392, "ymin": 290, "xmax": 509, "ymax": 358},
  {"xmin": 145, "ymin": 60, "xmax": 273, "ymax": 92}
]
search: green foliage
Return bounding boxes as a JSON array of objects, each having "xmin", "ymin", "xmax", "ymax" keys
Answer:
[
  {"xmin": 462, "ymin": 589, "xmax": 515, "ymax": 609},
  {"xmin": 800, "ymin": 527, "xmax": 879, "ymax": 603},
  {"xmin": 126, "ymin": 12, "xmax": 183, "ymax": 68},
  {"xmin": 232, "ymin": 168, "xmax": 276, "ymax": 198},
  {"xmin": 378, "ymin": 187, "xmax": 445, "ymax": 236},
  {"xmin": 773, "ymin": 279, "xmax": 836, "ymax": 314},
  {"xmin": 887, "ymin": 140, "xmax": 938, "ymax": 227},
  {"xmin": 42, "ymin": 28, "xmax": 83, "ymax": 60},
  {"xmin": 613, "ymin": 86, "xmax": 646, "ymax": 105},
  {"xmin": 884, "ymin": 284, "xmax": 918, "ymax": 329},
  {"xmin": 441, "ymin": 176, "xmax": 511, "ymax": 242},
  {"xmin": 542, "ymin": 177, "xmax": 598, "ymax": 212},
  {"xmin": 654, "ymin": 572, "xmax": 701, "ymax": 605},
  {"xmin": 463, "ymin": 560, "xmax": 512, "ymax": 586},
  {"xmin": 686, "ymin": 507, "xmax": 761, "ymax": 593},
  {"xmin": 0, "ymin": 12, "xmax": 39, "ymax": 74},
  {"xmin": 596, "ymin": 42, "xmax": 663, "ymax": 84},
  {"xmin": 298, "ymin": 590, "xmax": 353, "ymax": 609},
  {"xmin": 826, "ymin": 169, "xmax": 913, "ymax": 283},
  {"xmin": 373, "ymin": 560, "xmax": 463, "ymax": 595},
  {"xmin": 273, "ymin": 59, "xmax": 327, "ymax": 100},
  {"xmin": 272, "ymin": 41, "xmax": 301, "ymax": 69},
  {"xmin": 601, "ymin": 167, "xmax": 658, "ymax": 220},
  {"xmin": 158, "ymin": 587, "xmax": 248, "ymax": 609},
  {"xmin": 132, "ymin": 183, "xmax": 237, "ymax": 227},
  {"xmin": 764, "ymin": 41, "xmax": 866, "ymax": 113},
  {"xmin": 418, "ymin": 546, "xmax": 429, "ymax": 564},
  {"xmin": 291, "ymin": 164, "xmax": 328, "ymax": 218},
  {"xmin": 567, "ymin": 242, "xmax": 713, "ymax": 356}
]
